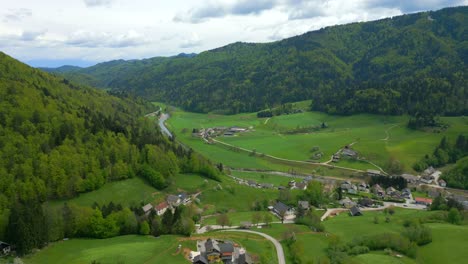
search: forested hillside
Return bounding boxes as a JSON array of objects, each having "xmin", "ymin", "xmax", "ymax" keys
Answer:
[
  {"xmin": 0, "ymin": 52, "xmax": 220, "ymax": 254},
  {"xmin": 46, "ymin": 6, "xmax": 467, "ymax": 115}
]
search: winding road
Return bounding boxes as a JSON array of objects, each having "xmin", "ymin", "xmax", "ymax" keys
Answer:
[
  {"xmin": 158, "ymin": 113, "xmax": 173, "ymax": 138},
  {"xmin": 219, "ymin": 229, "xmax": 286, "ymax": 264}
]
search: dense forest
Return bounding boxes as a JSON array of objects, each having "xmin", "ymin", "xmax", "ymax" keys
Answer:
[
  {"xmin": 45, "ymin": 7, "xmax": 467, "ymax": 116},
  {"xmin": 0, "ymin": 52, "xmax": 220, "ymax": 254}
]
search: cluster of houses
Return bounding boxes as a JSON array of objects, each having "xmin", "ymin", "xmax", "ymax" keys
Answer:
[
  {"xmin": 230, "ymin": 175, "xmax": 311, "ymax": 191},
  {"xmin": 191, "ymin": 238, "xmax": 253, "ymax": 264},
  {"xmin": 371, "ymin": 184, "xmax": 412, "ymax": 200},
  {"xmin": 192, "ymin": 126, "xmax": 249, "ymax": 139},
  {"xmin": 142, "ymin": 193, "xmax": 192, "ymax": 216},
  {"xmin": 400, "ymin": 167, "xmax": 445, "ymax": 187}
]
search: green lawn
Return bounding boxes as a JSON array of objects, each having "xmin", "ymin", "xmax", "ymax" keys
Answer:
[
  {"xmin": 166, "ymin": 106, "xmax": 468, "ymax": 174},
  {"xmin": 22, "ymin": 235, "xmax": 188, "ymax": 264},
  {"xmin": 48, "ymin": 177, "xmax": 160, "ymax": 209},
  {"xmin": 323, "ymin": 208, "xmax": 435, "ymax": 242},
  {"xmin": 417, "ymin": 223, "xmax": 468, "ymax": 264}
]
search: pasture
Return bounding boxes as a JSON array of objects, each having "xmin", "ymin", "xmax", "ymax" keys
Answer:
[
  {"xmin": 166, "ymin": 106, "xmax": 468, "ymax": 174},
  {"xmin": 22, "ymin": 235, "xmax": 188, "ymax": 264}
]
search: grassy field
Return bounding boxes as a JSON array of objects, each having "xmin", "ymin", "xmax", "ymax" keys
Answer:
[
  {"xmin": 417, "ymin": 223, "xmax": 468, "ymax": 264},
  {"xmin": 21, "ymin": 232, "xmax": 277, "ymax": 264},
  {"xmin": 323, "ymin": 208, "xmax": 436, "ymax": 242},
  {"xmin": 166, "ymin": 106, "xmax": 468, "ymax": 174},
  {"xmin": 353, "ymin": 252, "xmax": 417, "ymax": 264},
  {"xmin": 47, "ymin": 177, "xmax": 161, "ymax": 209},
  {"xmin": 22, "ymin": 235, "xmax": 188, "ymax": 264}
]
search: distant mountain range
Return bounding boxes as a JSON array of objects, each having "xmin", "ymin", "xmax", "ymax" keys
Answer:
[{"xmin": 43, "ymin": 6, "xmax": 467, "ymax": 116}]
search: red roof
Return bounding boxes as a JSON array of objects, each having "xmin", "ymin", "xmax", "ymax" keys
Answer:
[
  {"xmin": 155, "ymin": 201, "xmax": 168, "ymax": 211},
  {"xmin": 415, "ymin": 197, "xmax": 433, "ymax": 204}
]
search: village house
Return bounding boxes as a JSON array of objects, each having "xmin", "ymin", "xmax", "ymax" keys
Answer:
[
  {"xmin": 194, "ymin": 238, "xmax": 252, "ymax": 264},
  {"xmin": 349, "ymin": 206, "xmax": 362, "ymax": 216},
  {"xmin": 179, "ymin": 193, "xmax": 191, "ymax": 205},
  {"xmin": 438, "ymin": 179, "xmax": 447, "ymax": 187},
  {"xmin": 332, "ymin": 153, "xmax": 340, "ymax": 162},
  {"xmin": 295, "ymin": 182, "xmax": 308, "ymax": 190},
  {"xmin": 367, "ymin": 169, "xmax": 382, "ymax": 177},
  {"xmin": 358, "ymin": 197, "xmax": 375, "ymax": 207},
  {"xmin": 401, "ymin": 188, "xmax": 412, "ymax": 199},
  {"xmin": 358, "ymin": 182, "xmax": 370, "ymax": 192},
  {"xmin": 341, "ymin": 147, "xmax": 358, "ymax": 158},
  {"xmin": 339, "ymin": 197, "xmax": 357, "ymax": 208},
  {"xmin": 423, "ymin": 166, "xmax": 436, "ymax": 176},
  {"xmin": 415, "ymin": 197, "xmax": 433, "ymax": 206},
  {"xmin": 372, "ymin": 184, "xmax": 385, "ymax": 197},
  {"xmin": 420, "ymin": 175, "xmax": 433, "ymax": 184},
  {"xmin": 142, "ymin": 203, "xmax": 153, "ymax": 216},
  {"xmin": 386, "ymin": 187, "xmax": 397, "ymax": 196},
  {"xmin": 155, "ymin": 201, "xmax": 169, "ymax": 216},
  {"xmin": 288, "ymin": 180, "xmax": 296, "ymax": 188},
  {"xmin": 259, "ymin": 183, "xmax": 274, "ymax": 189},
  {"xmin": 166, "ymin": 194, "xmax": 181, "ymax": 207},
  {"xmin": 247, "ymin": 180, "xmax": 257, "ymax": 188},
  {"xmin": 272, "ymin": 201, "xmax": 295, "ymax": 220},
  {"xmin": 401, "ymin": 174, "xmax": 420, "ymax": 184}
]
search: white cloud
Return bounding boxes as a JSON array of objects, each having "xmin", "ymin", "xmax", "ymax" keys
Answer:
[
  {"xmin": 3, "ymin": 8, "xmax": 32, "ymax": 22},
  {"xmin": 180, "ymin": 32, "xmax": 202, "ymax": 48},
  {"xmin": 83, "ymin": 0, "xmax": 115, "ymax": 8},
  {"xmin": 65, "ymin": 30, "xmax": 148, "ymax": 48}
]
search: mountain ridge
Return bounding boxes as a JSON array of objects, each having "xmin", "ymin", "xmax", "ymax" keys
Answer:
[{"xmin": 43, "ymin": 6, "xmax": 468, "ymax": 115}]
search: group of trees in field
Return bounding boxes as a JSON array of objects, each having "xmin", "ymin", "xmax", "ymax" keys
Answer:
[
  {"xmin": 414, "ymin": 135, "xmax": 468, "ymax": 171},
  {"xmin": 46, "ymin": 7, "xmax": 467, "ymax": 117},
  {"xmin": 0, "ymin": 53, "xmax": 221, "ymax": 255}
]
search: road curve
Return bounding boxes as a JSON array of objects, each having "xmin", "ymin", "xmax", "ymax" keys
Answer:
[
  {"xmin": 158, "ymin": 113, "xmax": 173, "ymax": 138},
  {"xmin": 219, "ymin": 229, "xmax": 285, "ymax": 264}
]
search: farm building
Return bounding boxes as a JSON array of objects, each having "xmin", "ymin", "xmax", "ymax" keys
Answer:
[
  {"xmin": 349, "ymin": 206, "xmax": 362, "ymax": 216},
  {"xmin": 415, "ymin": 197, "xmax": 433, "ymax": 206}
]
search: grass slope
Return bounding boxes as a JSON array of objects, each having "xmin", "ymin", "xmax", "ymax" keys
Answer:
[{"xmin": 22, "ymin": 235, "xmax": 187, "ymax": 264}]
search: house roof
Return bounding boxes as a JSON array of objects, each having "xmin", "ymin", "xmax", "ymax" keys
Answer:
[
  {"xmin": 367, "ymin": 169, "xmax": 381, "ymax": 175},
  {"xmin": 167, "ymin": 195, "xmax": 180, "ymax": 204},
  {"xmin": 218, "ymin": 243, "xmax": 234, "ymax": 253},
  {"xmin": 358, "ymin": 198, "xmax": 374, "ymax": 206},
  {"xmin": 349, "ymin": 206, "xmax": 362, "ymax": 216},
  {"xmin": 205, "ymin": 238, "xmax": 220, "ymax": 252},
  {"xmin": 178, "ymin": 193, "xmax": 189, "ymax": 200},
  {"xmin": 296, "ymin": 182, "xmax": 307, "ymax": 189},
  {"xmin": 273, "ymin": 202, "xmax": 290, "ymax": 214},
  {"xmin": 155, "ymin": 201, "xmax": 168, "ymax": 211},
  {"xmin": 415, "ymin": 197, "xmax": 433, "ymax": 204},
  {"xmin": 142, "ymin": 203, "xmax": 153, "ymax": 213},
  {"xmin": 193, "ymin": 254, "xmax": 208, "ymax": 264}
]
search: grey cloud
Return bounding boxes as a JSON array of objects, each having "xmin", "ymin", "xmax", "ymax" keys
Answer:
[
  {"xmin": 364, "ymin": 0, "xmax": 466, "ymax": 13},
  {"xmin": 283, "ymin": 0, "xmax": 326, "ymax": 20},
  {"xmin": 83, "ymin": 0, "xmax": 115, "ymax": 8},
  {"xmin": 3, "ymin": 8, "xmax": 32, "ymax": 22},
  {"xmin": 20, "ymin": 30, "xmax": 46, "ymax": 41},
  {"xmin": 174, "ymin": 0, "xmax": 277, "ymax": 23},
  {"xmin": 231, "ymin": 0, "xmax": 277, "ymax": 15}
]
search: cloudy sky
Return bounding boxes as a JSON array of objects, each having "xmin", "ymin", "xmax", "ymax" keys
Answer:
[{"xmin": 0, "ymin": 0, "xmax": 466, "ymax": 67}]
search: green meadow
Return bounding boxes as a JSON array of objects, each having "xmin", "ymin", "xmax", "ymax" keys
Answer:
[
  {"xmin": 166, "ymin": 105, "xmax": 468, "ymax": 174},
  {"xmin": 21, "ymin": 232, "xmax": 277, "ymax": 264},
  {"xmin": 22, "ymin": 235, "xmax": 188, "ymax": 264}
]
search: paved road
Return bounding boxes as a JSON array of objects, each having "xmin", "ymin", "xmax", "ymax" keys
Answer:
[
  {"xmin": 219, "ymin": 229, "xmax": 286, "ymax": 264},
  {"xmin": 158, "ymin": 113, "xmax": 172, "ymax": 138}
]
